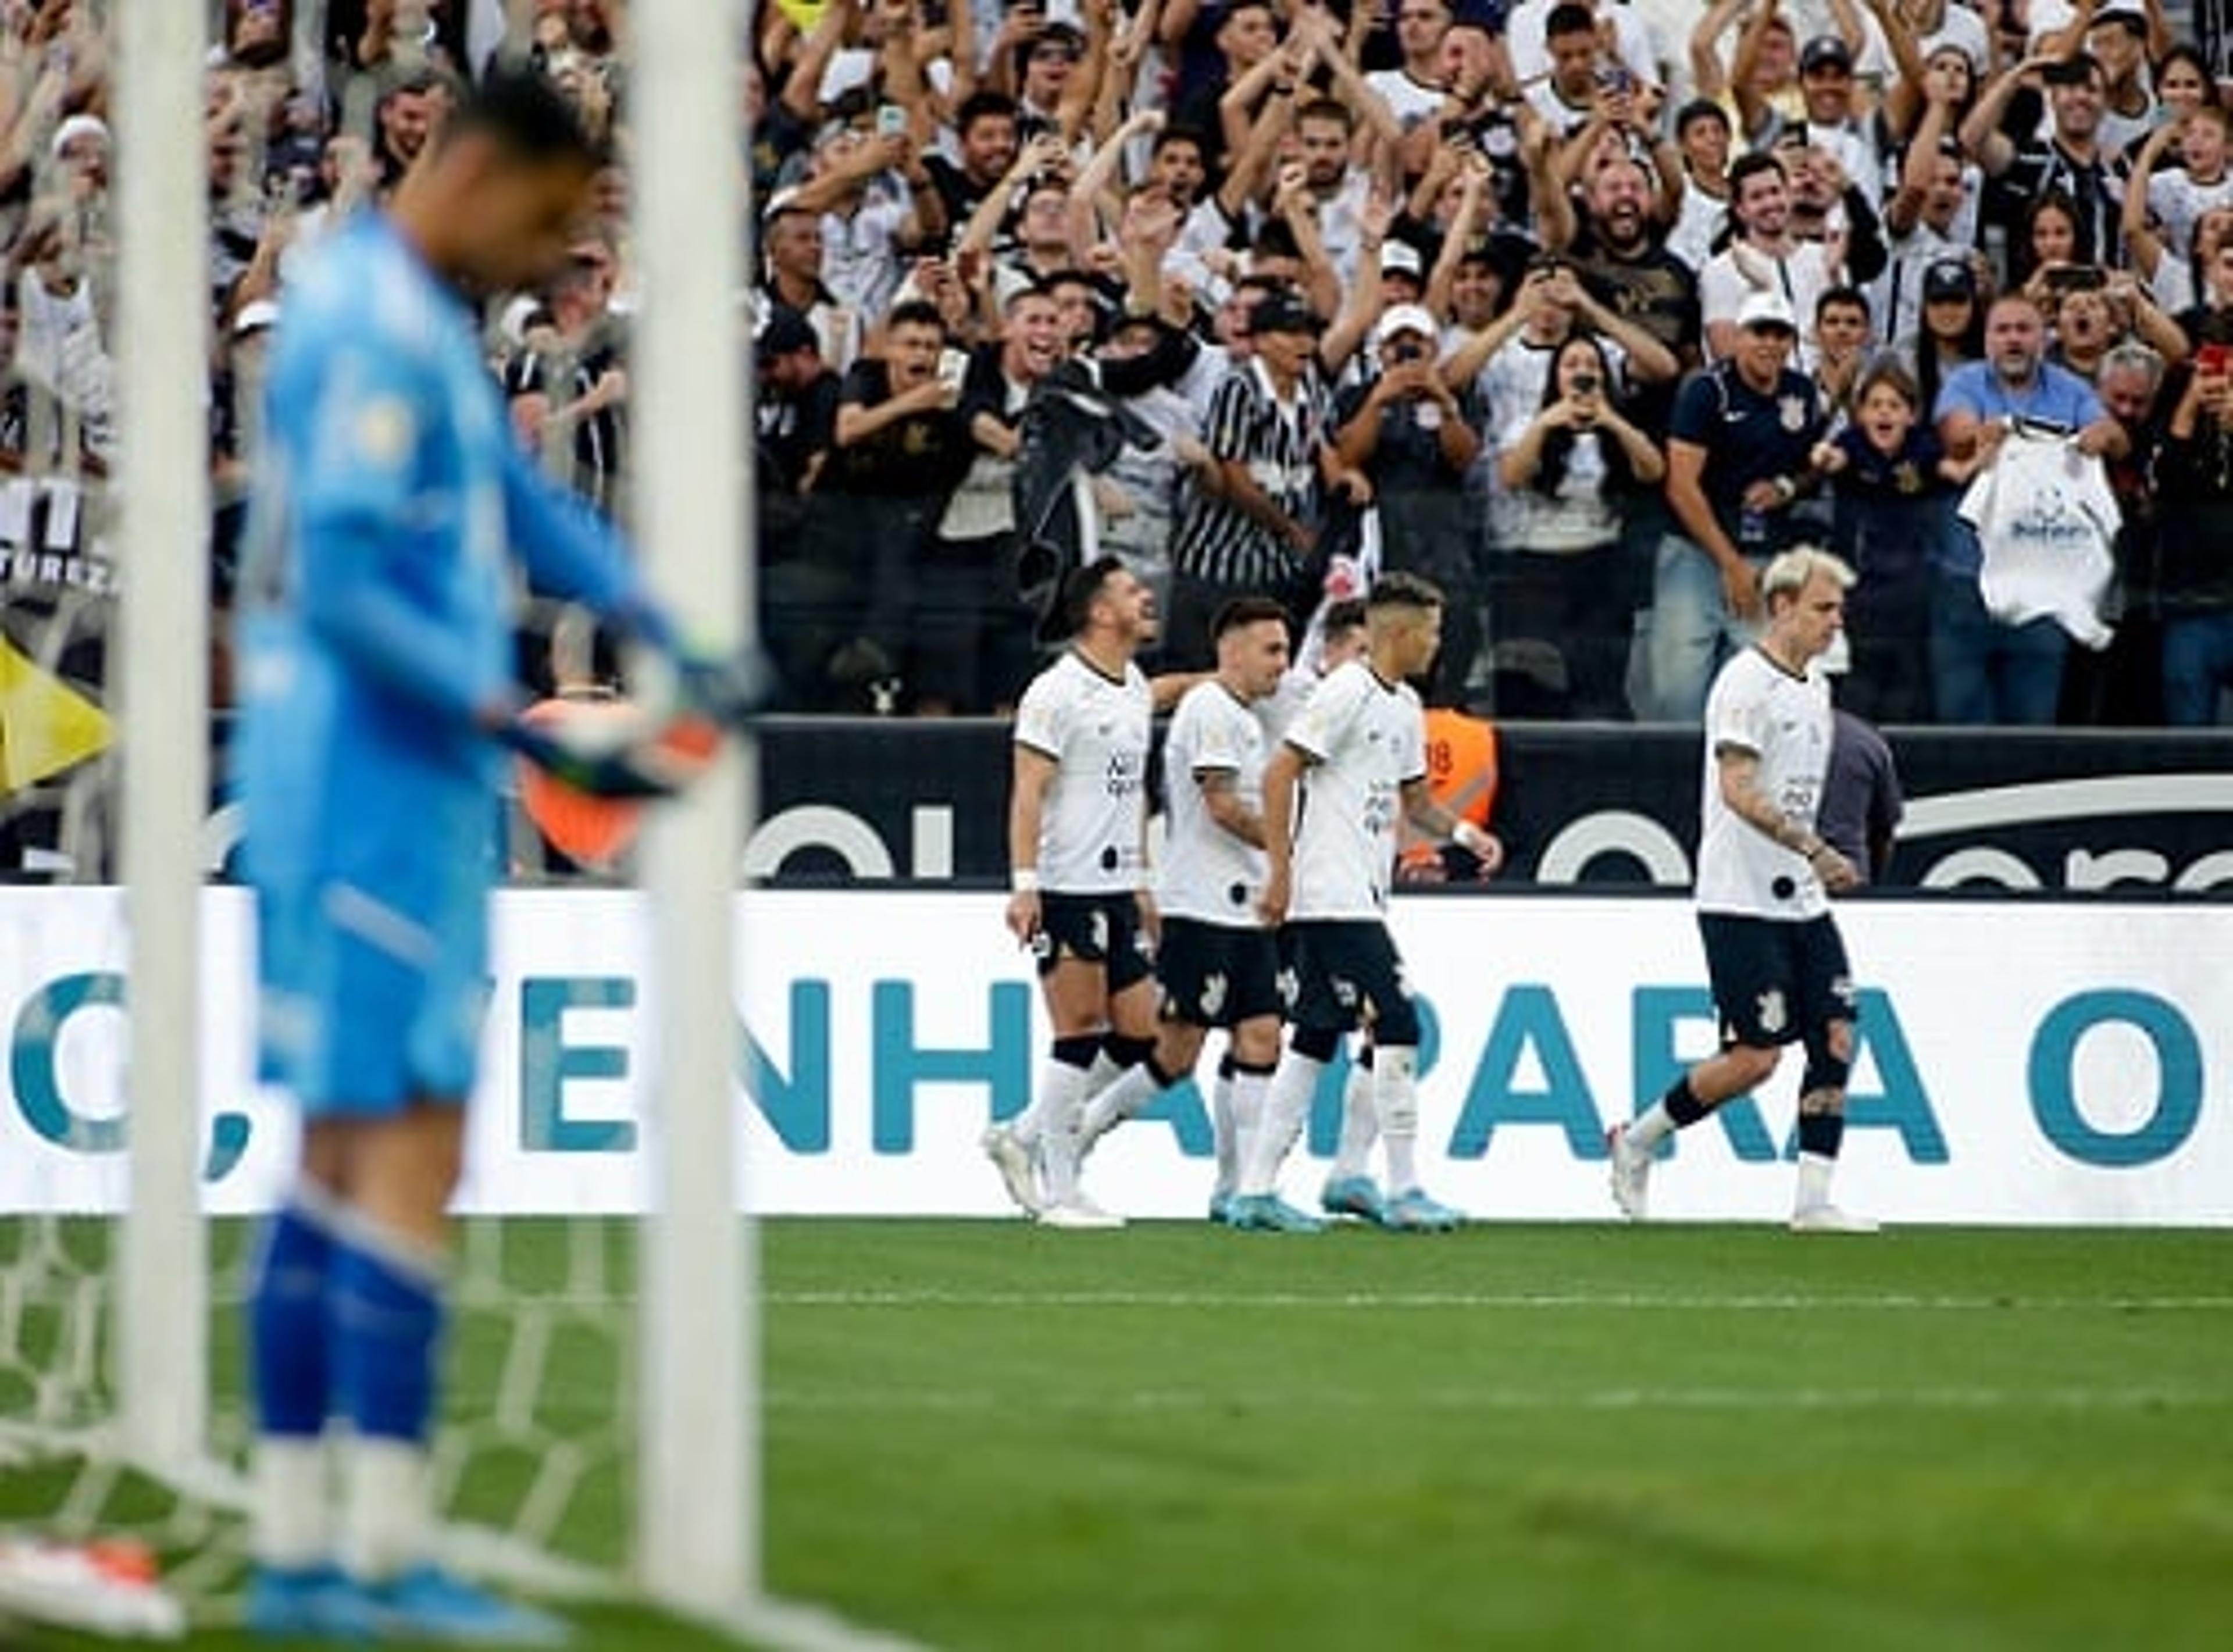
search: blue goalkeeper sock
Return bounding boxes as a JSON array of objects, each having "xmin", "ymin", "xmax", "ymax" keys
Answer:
[
  {"xmin": 248, "ymin": 1191, "xmax": 342, "ymax": 1571},
  {"xmin": 331, "ymin": 1215, "xmax": 447, "ymax": 1582}
]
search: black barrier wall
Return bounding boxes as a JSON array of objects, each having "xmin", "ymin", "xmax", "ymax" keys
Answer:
[{"xmin": 749, "ymin": 718, "xmax": 2233, "ymax": 895}]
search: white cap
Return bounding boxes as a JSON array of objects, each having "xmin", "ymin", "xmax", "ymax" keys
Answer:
[
  {"xmin": 50, "ymin": 113, "xmax": 109, "ymax": 158},
  {"xmin": 1373, "ymin": 303, "xmax": 1440, "ymax": 347},
  {"xmin": 1379, "ymin": 240, "xmax": 1424, "ymax": 279},
  {"xmin": 233, "ymin": 298, "xmax": 281, "ymax": 336},
  {"xmin": 1736, "ymin": 288, "xmax": 1800, "ymax": 333}
]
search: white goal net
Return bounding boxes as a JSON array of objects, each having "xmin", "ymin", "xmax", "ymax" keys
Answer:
[{"xmin": 0, "ymin": 0, "xmax": 755, "ymax": 1636}]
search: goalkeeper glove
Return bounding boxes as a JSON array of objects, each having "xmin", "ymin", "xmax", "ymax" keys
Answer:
[
  {"xmin": 498, "ymin": 708, "xmax": 707, "ymax": 800},
  {"xmin": 673, "ymin": 645, "xmax": 775, "ymax": 730},
  {"xmin": 609, "ymin": 597, "xmax": 773, "ymax": 729}
]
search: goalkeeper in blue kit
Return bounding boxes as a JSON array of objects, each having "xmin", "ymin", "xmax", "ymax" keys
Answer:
[{"xmin": 233, "ymin": 69, "xmax": 733, "ymax": 1643}]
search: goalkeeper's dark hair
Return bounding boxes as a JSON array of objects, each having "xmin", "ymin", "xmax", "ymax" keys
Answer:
[
  {"xmin": 1058, "ymin": 554, "xmax": 1131, "ymax": 636},
  {"xmin": 438, "ymin": 64, "xmax": 607, "ymax": 170}
]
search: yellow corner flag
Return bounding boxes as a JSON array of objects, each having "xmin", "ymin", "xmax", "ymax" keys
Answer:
[{"xmin": 0, "ymin": 636, "xmax": 113, "ymax": 792}]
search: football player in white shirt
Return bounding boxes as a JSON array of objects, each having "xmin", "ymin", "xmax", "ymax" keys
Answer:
[
  {"xmin": 1607, "ymin": 547, "xmax": 1878, "ymax": 1233},
  {"xmin": 983, "ymin": 558, "xmax": 1161, "ymax": 1229},
  {"xmin": 1072, "ymin": 598, "xmax": 1294, "ymax": 1223},
  {"xmin": 1239, "ymin": 575, "xmax": 1497, "ymax": 1233}
]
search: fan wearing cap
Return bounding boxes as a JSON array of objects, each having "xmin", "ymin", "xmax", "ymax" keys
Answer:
[
  {"xmin": 1330, "ymin": 306, "xmax": 1484, "ymax": 705},
  {"xmin": 1167, "ymin": 290, "xmax": 1360, "ymax": 670},
  {"xmin": 1652, "ymin": 286, "xmax": 1829, "ymax": 719},
  {"xmin": 1774, "ymin": 33, "xmax": 1885, "ymax": 206}
]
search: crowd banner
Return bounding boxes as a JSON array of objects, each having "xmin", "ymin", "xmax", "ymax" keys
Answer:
[{"xmin": 1, "ymin": 889, "xmax": 2226, "ymax": 1225}]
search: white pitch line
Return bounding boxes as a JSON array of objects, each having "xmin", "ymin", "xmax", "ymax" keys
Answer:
[
  {"xmin": 765, "ymin": 1289, "xmax": 2233, "ymax": 1312},
  {"xmin": 764, "ymin": 1386, "xmax": 2232, "ymax": 1415}
]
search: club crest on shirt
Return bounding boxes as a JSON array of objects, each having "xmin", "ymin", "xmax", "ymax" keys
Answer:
[{"xmin": 1778, "ymin": 395, "xmax": 1810, "ymax": 433}]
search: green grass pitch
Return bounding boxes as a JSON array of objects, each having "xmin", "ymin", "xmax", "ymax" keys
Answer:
[{"xmin": 5, "ymin": 1219, "xmax": 2231, "ymax": 1650}]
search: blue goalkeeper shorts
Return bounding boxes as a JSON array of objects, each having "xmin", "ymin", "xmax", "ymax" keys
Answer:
[{"xmin": 251, "ymin": 754, "xmax": 497, "ymax": 1118}]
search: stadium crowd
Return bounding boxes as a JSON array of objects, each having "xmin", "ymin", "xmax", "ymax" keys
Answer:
[{"xmin": 2, "ymin": 0, "xmax": 2232, "ymax": 750}]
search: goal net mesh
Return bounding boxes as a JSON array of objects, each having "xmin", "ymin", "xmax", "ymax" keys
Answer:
[{"xmin": 0, "ymin": 1, "xmax": 702, "ymax": 1626}]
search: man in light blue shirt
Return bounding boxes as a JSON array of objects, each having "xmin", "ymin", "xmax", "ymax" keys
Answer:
[{"xmin": 1932, "ymin": 293, "xmax": 2128, "ymax": 723}]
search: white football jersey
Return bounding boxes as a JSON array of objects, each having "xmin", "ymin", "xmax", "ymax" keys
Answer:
[
  {"xmin": 1012, "ymin": 651, "xmax": 1153, "ymax": 894},
  {"xmin": 1282, "ymin": 660, "xmax": 1425, "ymax": 920},
  {"xmin": 1159, "ymin": 681, "xmax": 1271, "ymax": 927},
  {"xmin": 1696, "ymin": 647, "xmax": 1834, "ymax": 920}
]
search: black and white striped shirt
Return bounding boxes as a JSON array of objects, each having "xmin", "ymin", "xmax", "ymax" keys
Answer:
[{"xmin": 1169, "ymin": 358, "xmax": 1332, "ymax": 590}]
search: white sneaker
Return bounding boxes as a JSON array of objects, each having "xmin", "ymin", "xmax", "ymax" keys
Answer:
[
  {"xmin": 1039, "ymin": 1199, "xmax": 1125, "ymax": 1230},
  {"xmin": 1606, "ymin": 1121, "xmax": 1651, "ymax": 1222},
  {"xmin": 1789, "ymin": 1203, "xmax": 1879, "ymax": 1234},
  {"xmin": 981, "ymin": 1124, "xmax": 1044, "ymax": 1216}
]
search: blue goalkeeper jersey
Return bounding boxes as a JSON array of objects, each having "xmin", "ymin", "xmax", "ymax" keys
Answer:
[{"xmin": 235, "ymin": 211, "xmax": 647, "ymax": 908}]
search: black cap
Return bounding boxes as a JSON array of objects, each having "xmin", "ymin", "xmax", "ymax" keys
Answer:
[
  {"xmin": 1922, "ymin": 259, "xmax": 1977, "ymax": 302},
  {"xmin": 1800, "ymin": 34, "xmax": 1854, "ymax": 74},
  {"xmin": 1247, "ymin": 290, "xmax": 1319, "ymax": 336},
  {"xmin": 758, "ymin": 306, "xmax": 819, "ymax": 361}
]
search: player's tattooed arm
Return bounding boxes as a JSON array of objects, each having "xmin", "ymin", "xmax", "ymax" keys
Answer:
[
  {"xmin": 1399, "ymin": 777, "xmax": 1503, "ymax": 873},
  {"xmin": 1198, "ymin": 769, "xmax": 1268, "ymax": 848},
  {"xmin": 1713, "ymin": 745, "xmax": 1859, "ymax": 891}
]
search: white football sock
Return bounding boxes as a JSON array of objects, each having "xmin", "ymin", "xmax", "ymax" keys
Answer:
[
  {"xmin": 1080, "ymin": 1062, "xmax": 1161, "ymax": 1158},
  {"xmin": 1225, "ymin": 1068, "xmax": 1269, "ymax": 1198},
  {"xmin": 1240, "ymin": 1052, "xmax": 1321, "ymax": 1197},
  {"xmin": 1627, "ymin": 1101, "xmax": 1678, "ymax": 1153},
  {"xmin": 1795, "ymin": 1151, "xmax": 1836, "ymax": 1212},
  {"xmin": 1081, "ymin": 1047, "xmax": 1123, "ymax": 1102},
  {"xmin": 1036, "ymin": 1058, "xmax": 1090, "ymax": 1205},
  {"xmin": 1211, "ymin": 1069, "xmax": 1239, "ymax": 1197},
  {"xmin": 1329, "ymin": 1062, "xmax": 1378, "ymax": 1180},
  {"xmin": 254, "ymin": 1435, "xmax": 331, "ymax": 1572},
  {"xmin": 345, "ymin": 1436, "xmax": 429, "ymax": 1585},
  {"xmin": 1376, "ymin": 1046, "xmax": 1421, "ymax": 1193}
]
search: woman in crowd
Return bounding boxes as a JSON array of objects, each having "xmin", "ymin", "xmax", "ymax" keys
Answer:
[{"xmin": 1492, "ymin": 331, "xmax": 1663, "ymax": 719}]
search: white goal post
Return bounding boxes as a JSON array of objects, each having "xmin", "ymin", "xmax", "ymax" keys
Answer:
[
  {"xmin": 117, "ymin": 0, "xmax": 214, "ymax": 1489},
  {"xmin": 99, "ymin": 0, "xmax": 764, "ymax": 1628},
  {"xmin": 633, "ymin": 0, "xmax": 758, "ymax": 1625}
]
